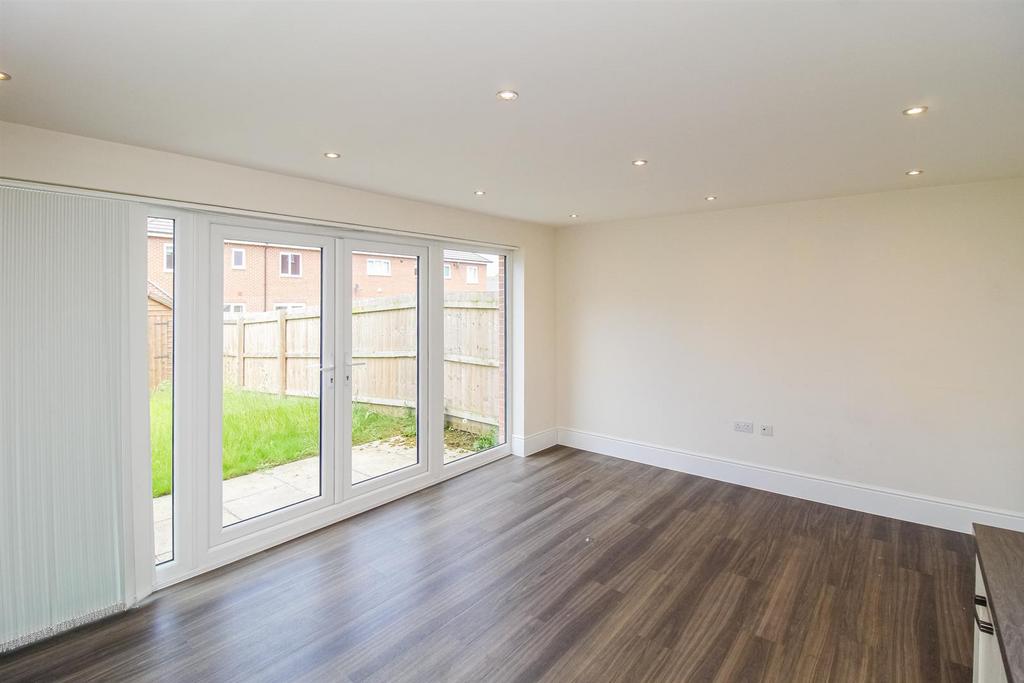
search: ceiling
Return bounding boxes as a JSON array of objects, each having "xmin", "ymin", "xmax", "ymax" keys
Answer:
[{"xmin": 1, "ymin": 1, "xmax": 1022, "ymax": 226}]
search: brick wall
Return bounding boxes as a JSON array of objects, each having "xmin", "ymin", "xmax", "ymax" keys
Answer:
[
  {"xmin": 352, "ymin": 252, "xmax": 419, "ymax": 300},
  {"xmin": 147, "ymin": 235, "xmax": 173, "ymax": 295},
  {"xmin": 150, "ymin": 238, "xmax": 489, "ymax": 310},
  {"xmin": 222, "ymin": 242, "xmax": 322, "ymax": 312},
  {"xmin": 149, "ymin": 236, "xmax": 322, "ymax": 312}
]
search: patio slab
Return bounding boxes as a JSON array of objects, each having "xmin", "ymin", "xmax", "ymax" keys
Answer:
[{"xmin": 153, "ymin": 437, "xmax": 475, "ymax": 562}]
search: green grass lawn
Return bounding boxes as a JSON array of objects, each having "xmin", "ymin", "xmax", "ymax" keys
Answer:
[{"xmin": 150, "ymin": 385, "xmax": 495, "ymax": 498}]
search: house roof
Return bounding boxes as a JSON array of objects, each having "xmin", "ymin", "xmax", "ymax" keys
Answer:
[
  {"xmin": 444, "ymin": 250, "xmax": 493, "ymax": 265},
  {"xmin": 148, "ymin": 280, "xmax": 173, "ymax": 307},
  {"xmin": 147, "ymin": 216, "xmax": 174, "ymax": 237}
]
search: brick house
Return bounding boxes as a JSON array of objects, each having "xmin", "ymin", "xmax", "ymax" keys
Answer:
[
  {"xmin": 148, "ymin": 217, "xmax": 497, "ymax": 312},
  {"xmin": 220, "ymin": 242, "xmax": 322, "ymax": 313},
  {"xmin": 351, "ymin": 249, "xmax": 494, "ymax": 300},
  {"xmin": 148, "ymin": 221, "xmax": 323, "ymax": 313}
]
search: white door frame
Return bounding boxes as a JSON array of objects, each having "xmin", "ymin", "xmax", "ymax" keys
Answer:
[
  {"xmin": 122, "ymin": 204, "xmax": 514, "ymax": 593},
  {"xmin": 205, "ymin": 221, "xmax": 337, "ymax": 549},
  {"xmin": 141, "ymin": 205, "xmax": 202, "ymax": 591},
  {"xmin": 339, "ymin": 238, "xmax": 432, "ymax": 499}
]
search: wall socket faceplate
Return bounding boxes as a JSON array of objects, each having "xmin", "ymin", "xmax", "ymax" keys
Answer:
[
  {"xmin": 760, "ymin": 424, "xmax": 774, "ymax": 436},
  {"xmin": 734, "ymin": 421, "xmax": 754, "ymax": 434}
]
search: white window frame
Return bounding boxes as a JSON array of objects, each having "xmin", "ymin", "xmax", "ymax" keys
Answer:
[
  {"xmin": 443, "ymin": 263, "xmax": 452, "ymax": 279},
  {"xmin": 223, "ymin": 303, "xmax": 245, "ymax": 313},
  {"xmin": 279, "ymin": 251, "xmax": 302, "ymax": 277},
  {"xmin": 440, "ymin": 252, "xmax": 510, "ymax": 469},
  {"xmin": 465, "ymin": 264, "xmax": 479, "ymax": 284},
  {"xmin": 273, "ymin": 302, "xmax": 304, "ymax": 311},
  {"xmin": 231, "ymin": 248, "xmax": 246, "ymax": 270},
  {"xmin": 125, "ymin": 201, "xmax": 513, "ymax": 595},
  {"xmin": 366, "ymin": 258, "xmax": 392, "ymax": 277},
  {"xmin": 163, "ymin": 243, "xmax": 174, "ymax": 272}
]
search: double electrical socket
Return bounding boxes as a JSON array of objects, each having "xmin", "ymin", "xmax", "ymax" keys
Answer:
[{"xmin": 734, "ymin": 421, "xmax": 773, "ymax": 436}]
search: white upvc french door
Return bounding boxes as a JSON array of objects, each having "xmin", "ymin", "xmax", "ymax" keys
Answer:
[
  {"xmin": 200, "ymin": 228, "xmax": 433, "ymax": 558},
  {"xmin": 207, "ymin": 221, "xmax": 337, "ymax": 547},
  {"xmin": 144, "ymin": 209, "xmax": 493, "ymax": 591},
  {"xmin": 339, "ymin": 238, "xmax": 431, "ymax": 499}
]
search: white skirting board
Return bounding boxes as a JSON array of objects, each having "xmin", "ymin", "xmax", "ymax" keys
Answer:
[
  {"xmin": 511, "ymin": 429, "xmax": 559, "ymax": 457},
  {"xmin": 557, "ymin": 427, "xmax": 1024, "ymax": 534}
]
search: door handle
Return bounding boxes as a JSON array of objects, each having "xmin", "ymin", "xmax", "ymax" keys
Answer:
[
  {"xmin": 975, "ymin": 595, "xmax": 995, "ymax": 635},
  {"xmin": 346, "ymin": 361, "xmax": 367, "ymax": 367}
]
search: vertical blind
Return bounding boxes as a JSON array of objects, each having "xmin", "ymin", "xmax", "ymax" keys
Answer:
[{"xmin": 0, "ymin": 186, "xmax": 131, "ymax": 651}]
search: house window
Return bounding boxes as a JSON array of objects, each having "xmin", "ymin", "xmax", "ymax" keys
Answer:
[
  {"xmin": 366, "ymin": 258, "xmax": 392, "ymax": 276},
  {"xmin": 443, "ymin": 263, "xmax": 452, "ymax": 279},
  {"xmin": 280, "ymin": 252, "xmax": 301, "ymax": 277},
  {"xmin": 466, "ymin": 265, "xmax": 479, "ymax": 284},
  {"xmin": 231, "ymin": 248, "xmax": 246, "ymax": 269},
  {"xmin": 163, "ymin": 244, "xmax": 174, "ymax": 272},
  {"xmin": 223, "ymin": 303, "xmax": 245, "ymax": 314},
  {"xmin": 273, "ymin": 303, "xmax": 304, "ymax": 311}
]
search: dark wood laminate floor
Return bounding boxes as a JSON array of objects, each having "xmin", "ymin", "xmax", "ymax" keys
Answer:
[{"xmin": 1, "ymin": 447, "xmax": 976, "ymax": 682}]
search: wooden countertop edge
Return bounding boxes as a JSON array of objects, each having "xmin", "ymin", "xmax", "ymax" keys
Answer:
[{"xmin": 974, "ymin": 523, "xmax": 1024, "ymax": 683}]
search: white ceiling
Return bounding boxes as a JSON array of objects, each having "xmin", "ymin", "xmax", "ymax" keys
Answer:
[{"xmin": 1, "ymin": 1, "xmax": 1022, "ymax": 226}]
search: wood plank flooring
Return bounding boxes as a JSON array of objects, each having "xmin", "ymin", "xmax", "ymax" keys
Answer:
[{"xmin": 0, "ymin": 447, "xmax": 976, "ymax": 682}]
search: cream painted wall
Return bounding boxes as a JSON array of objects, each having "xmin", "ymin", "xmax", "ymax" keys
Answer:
[
  {"xmin": 557, "ymin": 178, "xmax": 1024, "ymax": 514},
  {"xmin": 0, "ymin": 121, "xmax": 557, "ymax": 439}
]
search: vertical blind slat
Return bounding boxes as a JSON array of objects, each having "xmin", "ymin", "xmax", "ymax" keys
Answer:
[{"xmin": 0, "ymin": 186, "xmax": 130, "ymax": 651}]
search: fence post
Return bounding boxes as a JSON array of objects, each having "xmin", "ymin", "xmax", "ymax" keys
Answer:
[
  {"xmin": 236, "ymin": 317, "xmax": 245, "ymax": 388},
  {"xmin": 278, "ymin": 309, "xmax": 287, "ymax": 397}
]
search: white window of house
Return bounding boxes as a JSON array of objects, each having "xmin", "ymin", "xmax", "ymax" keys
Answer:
[
  {"xmin": 443, "ymin": 263, "xmax": 452, "ymax": 279},
  {"xmin": 273, "ymin": 303, "xmax": 304, "ymax": 311},
  {"xmin": 223, "ymin": 303, "xmax": 245, "ymax": 313},
  {"xmin": 163, "ymin": 244, "xmax": 174, "ymax": 272},
  {"xmin": 280, "ymin": 252, "xmax": 301, "ymax": 277},
  {"xmin": 366, "ymin": 258, "xmax": 392, "ymax": 276},
  {"xmin": 466, "ymin": 265, "xmax": 479, "ymax": 284},
  {"xmin": 231, "ymin": 248, "xmax": 246, "ymax": 269}
]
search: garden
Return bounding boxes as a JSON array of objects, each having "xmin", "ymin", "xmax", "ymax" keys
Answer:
[{"xmin": 149, "ymin": 384, "xmax": 496, "ymax": 497}]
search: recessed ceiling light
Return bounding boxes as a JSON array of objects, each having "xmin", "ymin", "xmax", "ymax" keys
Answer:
[
  {"xmin": 632, "ymin": 159, "xmax": 648, "ymax": 167},
  {"xmin": 705, "ymin": 195, "xmax": 717, "ymax": 201},
  {"xmin": 323, "ymin": 152, "xmax": 340, "ymax": 159},
  {"xmin": 0, "ymin": 72, "xmax": 10, "ymax": 81},
  {"xmin": 902, "ymin": 106, "xmax": 928, "ymax": 116},
  {"xmin": 906, "ymin": 169, "xmax": 923, "ymax": 176},
  {"xmin": 569, "ymin": 213, "xmax": 579, "ymax": 219},
  {"xmin": 496, "ymin": 90, "xmax": 519, "ymax": 101},
  {"xmin": 474, "ymin": 190, "xmax": 486, "ymax": 196}
]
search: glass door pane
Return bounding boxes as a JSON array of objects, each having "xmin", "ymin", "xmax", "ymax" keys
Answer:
[
  {"xmin": 221, "ymin": 238, "xmax": 324, "ymax": 526},
  {"xmin": 147, "ymin": 216, "xmax": 175, "ymax": 564},
  {"xmin": 349, "ymin": 248, "xmax": 420, "ymax": 484}
]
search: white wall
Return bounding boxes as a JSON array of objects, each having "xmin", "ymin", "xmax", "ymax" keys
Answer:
[
  {"xmin": 0, "ymin": 121, "xmax": 558, "ymax": 443},
  {"xmin": 557, "ymin": 178, "xmax": 1024, "ymax": 525}
]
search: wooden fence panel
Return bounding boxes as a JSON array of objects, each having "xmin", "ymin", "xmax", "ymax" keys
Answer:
[
  {"xmin": 216, "ymin": 293, "xmax": 502, "ymax": 431},
  {"xmin": 147, "ymin": 311, "xmax": 173, "ymax": 391},
  {"xmin": 285, "ymin": 313, "xmax": 321, "ymax": 398},
  {"xmin": 240, "ymin": 315, "xmax": 281, "ymax": 395}
]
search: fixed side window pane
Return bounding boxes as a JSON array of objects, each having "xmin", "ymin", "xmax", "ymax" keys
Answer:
[{"xmin": 443, "ymin": 251, "xmax": 506, "ymax": 463}]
